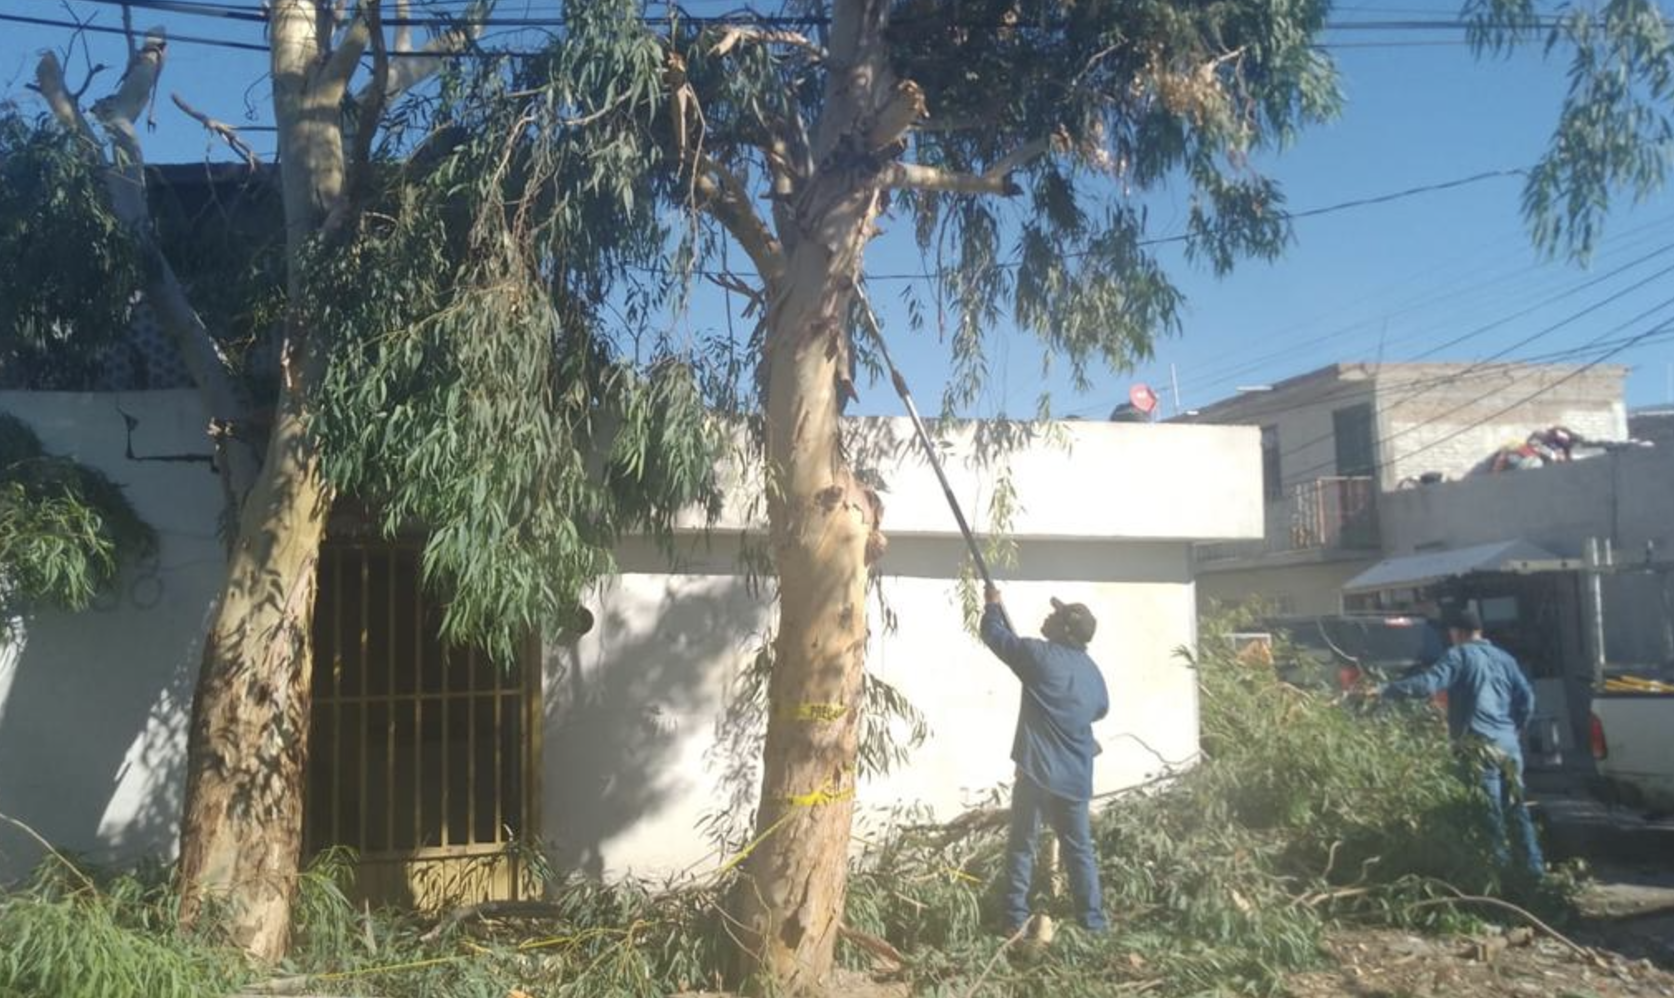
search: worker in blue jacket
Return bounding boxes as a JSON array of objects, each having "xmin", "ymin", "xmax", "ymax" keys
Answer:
[
  {"xmin": 1372, "ymin": 606, "xmax": 1545, "ymax": 878},
  {"xmin": 981, "ymin": 586, "xmax": 1111, "ymax": 934}
]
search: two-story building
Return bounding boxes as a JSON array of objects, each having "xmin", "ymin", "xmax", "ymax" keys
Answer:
[{"xmin": 1185, "ymin": 362, "xmax": 1629, "ymax": 614}]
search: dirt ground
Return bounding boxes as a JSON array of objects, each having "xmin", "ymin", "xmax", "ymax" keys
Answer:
[{"xmin": 1284, "ymin": 875, "xmax": 1674, "ymax": 998}]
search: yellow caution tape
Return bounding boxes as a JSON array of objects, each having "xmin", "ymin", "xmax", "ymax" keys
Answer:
[{"xmin": 783, "ymin": 784, "xmax": 855, "ymax": 809}]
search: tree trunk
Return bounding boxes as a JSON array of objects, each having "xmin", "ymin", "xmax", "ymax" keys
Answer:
[
  {"xmin": 175, "ymin": 402, "xmax": 331, "ymax": 961},
  {"xmin": 730, "ymin": 172, "xmax": 888, "ymax": 988},
  {"xmin": 175, "ymin": 1, "xmax": 346, "ymax": 959}
]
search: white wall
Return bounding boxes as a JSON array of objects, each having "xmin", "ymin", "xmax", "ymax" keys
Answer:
[
  {"xmin": 0, "ymin": 391, "xmax": 224, "ymax": 878},
  {"xmin": 542, "ymin": 417, "xmax": 1259, "ymax": 879},
  {"xmin": 0, "ymin": 393, "xmax": 1262, "ymax": 885},
  {"xmin": 700, "ymin": 418, "xmax": 1263, "ymax": 542},
  {"xmin": 543, "ymin": 536, "xmax": 1203, "ymax": 880}
]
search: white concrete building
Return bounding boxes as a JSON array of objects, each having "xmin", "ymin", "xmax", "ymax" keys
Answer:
[
  {"xmin": 1185, "ymin": 362, "xmax": 1629, "ymax": 615},
  {"xmin": 0, "ymin": 390, "xmax": 1260, "ymax": 903}
]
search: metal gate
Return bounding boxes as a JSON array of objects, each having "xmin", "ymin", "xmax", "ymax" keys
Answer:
[{"xmin": 305, "ymin": 540, "xmax": 540, "ymax": 910}]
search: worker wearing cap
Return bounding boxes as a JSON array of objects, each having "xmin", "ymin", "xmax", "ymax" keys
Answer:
[
  {"xmin": 981, "ymin": 586, "xmax": 1111, "ymax": 934},
  {"xmin": 1371, "ymin": 606, "xmax": 1545, "ymax": 878}
]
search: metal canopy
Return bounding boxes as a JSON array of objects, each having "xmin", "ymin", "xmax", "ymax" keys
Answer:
[{"xmin": 1343, "ymin": 539, "xmax": 1562, "ymax": 594}]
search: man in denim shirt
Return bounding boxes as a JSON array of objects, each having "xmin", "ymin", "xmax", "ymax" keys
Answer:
[
  {"xmin": 980, "ymin": 586, "xmax": 1111, "ymax": 934},
  {"xmin": 1375, "ymin": 606, "xmax": 1545, "ymax": 878}
]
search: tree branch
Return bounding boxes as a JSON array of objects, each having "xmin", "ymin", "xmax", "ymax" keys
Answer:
[
  {"xmin": 988, "ymin": 136, "xmax": 1051, "ymax": 177},
  {"xmin": 393, "ymin": 0, "xmax": 412, "ymax": 55},
  {"xmin": 695, "ymin": 155, "xmax": 785, "ymax": 284},
  {"xmin": 36, "ymin": 49, "xmax": 261, "ymax": 501},
  {"xmin": 172, "ymin": 94, "xmax": 260, "ymax": 169},
  {"xmin": 347, "ymin": 0, "xmax": 388, "ymax": 202},
  {"xmin": 33, "ymin": 52, "xmax": 98, "ymax": 144},
  {"xmin": 881, "ymin": 161, "xmax": 1022, "ymax": 196},
  {"xmin": 710, "ymin": 25, "xmax": 826, "ymax": 61},
  {"xmin": 881, "ymin": 136, "xmax": 1050, "ymax": 196},
  {"xmin": 357, "ymin": 0, "xmax": 486, "ymax": 106},
  {"xmin": 319, "ymin": 7, "xmax": 370, "ymax": 93}
]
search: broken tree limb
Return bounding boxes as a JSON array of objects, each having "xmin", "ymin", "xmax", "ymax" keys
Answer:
[
  {"xmin": 694, "ymin": 155, "xmax": 785, "ymax": 284},
  {"xmin": 710, "ymin": 25, "xmax": 826, "ymax": 60},
  {"xmin": 838, "ymin": 924, "xmax": 907, "ymax": 969},
  {"xmin": 171, "ymin": 94, "xmax": 260, "ymax": 169},
  {"xmin": 1406, "ymin": 886, "xmax": 1594, "ymax": 963},
  {"xmin": 419, "ymin": 899, "xmax": 570, "ymax": 943},
  {"xmin": 34, "ymin": 50, "xmax": 262, "ymax": 504},
  {"xmin": 356, "ymin": 0, "xmax": 487, "ymax": 106},
  {"xmin": 880, "ymin": 161, "xmax": 1022, "ymax": 197}
]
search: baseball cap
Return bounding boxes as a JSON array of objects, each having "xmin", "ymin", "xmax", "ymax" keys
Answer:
[{"xmin": 1049, "ymin": 597, "xmax": 1098, "ymax": 647}]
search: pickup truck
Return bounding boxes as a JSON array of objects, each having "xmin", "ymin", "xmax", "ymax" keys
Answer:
[{"xmin": 1591, "ymin": 672, "xmax": 1674, "ymax": 813}]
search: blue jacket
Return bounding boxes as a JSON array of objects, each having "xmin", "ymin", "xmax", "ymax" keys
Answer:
[
  {"xmin": 1380, "ymin": 639, "xmax": 1534, "ymax": 757},
  {"xmin": 980, "ymin": 603, "xmax": 1110, "ymax": 801}
]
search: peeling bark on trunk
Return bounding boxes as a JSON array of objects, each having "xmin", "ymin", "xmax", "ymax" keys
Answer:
[
  {"xmin": 174, "ymin": 401, "xmax": 330, "ymax": 961},
  {"xmin": 729, "ymin": 60, "xmax": 893, "ymax": 980},
  {"xmin": 732, "ymin": 271, "xmax": 877, "ymax": 992},
  {"xmin": 174, "ymin": 0, "xmax": 347, "ymax": 959}
]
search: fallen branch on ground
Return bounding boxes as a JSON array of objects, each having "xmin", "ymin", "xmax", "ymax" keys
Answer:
[
  {"xmin": 1406, "ymin": 885, "xmax": 1595, "ymax": 963},
  {"xmin": 840, "ymin": 923, "xmax": 908, "ymax": 969},
  {"xmin": 418, "ymin": 899, "xmax": 569, "ymax": 943}
]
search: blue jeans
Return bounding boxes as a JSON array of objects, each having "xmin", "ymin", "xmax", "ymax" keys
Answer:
[
  {"xmin": 1005, "ymin": 773, "xmax": 1106, "ymax": 931},
  {"xmin": 1478, "ymin": 752, "xmax": 1545, "ymax": 879}
]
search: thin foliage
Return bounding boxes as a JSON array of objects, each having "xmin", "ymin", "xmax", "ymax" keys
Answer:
[
  {"xmin": 0, "ymin": 412, "xmax": 154, "ymax": 630},
  {"xmin": 0, "ymin": 110, "xmax": 143, "ymax": 389},
  {"xmin": 306, "ymin": 3, "xmax": 729, "ymax": 666},
  {"xmin": 0, "ymin": 608, "xmax": 1577, "ymax": 997}
]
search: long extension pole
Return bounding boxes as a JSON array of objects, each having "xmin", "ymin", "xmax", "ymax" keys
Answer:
[{"xmin": 858, "ymin": 307, "xmax": 1012, "ymax": 629}]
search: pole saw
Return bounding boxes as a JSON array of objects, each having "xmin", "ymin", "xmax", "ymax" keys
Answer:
[{"xmin": 858, "ymin": 311, "xmax": 1013, "ymax": 631}]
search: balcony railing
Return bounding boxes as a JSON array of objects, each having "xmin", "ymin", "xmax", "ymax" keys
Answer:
[{"xmin": 1199, "ymin": 476, "xmax": 1379, "ymax": 563}]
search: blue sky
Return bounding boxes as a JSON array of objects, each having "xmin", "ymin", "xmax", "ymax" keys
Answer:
[{"xmin": 3, "ymin": 0, "xmax": 1671, "ymax": 418}]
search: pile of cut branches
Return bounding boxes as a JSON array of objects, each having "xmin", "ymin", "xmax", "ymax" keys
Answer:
[{"xmin": 0, "ymin": 608, "xmax": 1576, "ymax": 997}]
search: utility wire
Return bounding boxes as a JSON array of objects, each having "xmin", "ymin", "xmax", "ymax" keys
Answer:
[
  {"xmin": 41, "ymin": 0, "xmax": 1587, "ymax": 33},
  {"xmin": 1368, "ymin": 316, "xmax": 1674, "ymax": 475},
  {"xmin": 1275, "ymin": 294, "xmax": 1674, "ymax": 483},
  {"xmin": 1206, "ymin": 242, "xmax": 1674, "ymax": 434},
  {"xmin": 1130, "ymin": 204, "xmax": 1674, "ymax": 422},
  {"xmin": 1161, "ymin": 233, "xmax": 1674, "ymax": 428},
  {"xmin": 0, "ymin": 5, "xmax": 1579, "ymax": 57}
]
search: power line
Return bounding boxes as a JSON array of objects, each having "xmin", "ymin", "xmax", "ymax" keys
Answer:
[
  {"xmin": 1155, "ymin": 205, "xmax": 1674, "ymax": 410},
  {"xmin": 48, "ymin": 0, "xmax": 1585, "ymax": 34},
  {"xmin": 1370, "ymin": 316, "xmax": 1674, "ymax": 475},
  {"xmin": 0, "ymin": 10, "xmax": 269, "ymax": 50},
  {"xmin": 859, "ymin": 170, "xmax": 1525, "ymax": 281},
  {"xmin": 3, "ymin": 4, "xmax": 1587, "ymax": 59},
  {"xmin": 1275, "ymin": 294, "xmax": 1674, "ymax": 482},
  {"xmin": 1160, "ymin": 235, "xmax": 1674, "ymax": 429}
]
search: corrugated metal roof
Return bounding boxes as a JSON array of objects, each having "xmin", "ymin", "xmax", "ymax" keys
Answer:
[{"xmin": 1343, "ymin": 539, "xmax": 1561, "ymax": 593}]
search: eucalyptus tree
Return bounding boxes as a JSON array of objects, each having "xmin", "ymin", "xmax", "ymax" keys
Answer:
[
  {"xmin": 576, "ymin": 0, "xmax": 1674, "ymax": 988},
  {"xmin": 16, "ymin": 0, "xmax": 720, "ymax": 961}
]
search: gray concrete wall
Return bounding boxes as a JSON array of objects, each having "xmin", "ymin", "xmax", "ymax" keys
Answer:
[
  {"xmin": 1630, "ymin": 409, "xmax": 1674, "ymax": 450},
  {"xmin": 1379, "ymin": 448, "xmax": 1674, "ymax": 560},
  {"xmin": 1376, "ymin": 365, "xmax": 1627, "ymax": 488},
  {"xmin": 1195, "ymin": 558, "xmax": 1377, "ymax": 616},
  {"xmin": 1190, "ymin": 363, "xmax": 1628, "ymax": 494}
]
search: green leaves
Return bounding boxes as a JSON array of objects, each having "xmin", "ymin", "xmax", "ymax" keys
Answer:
[
  {"xmin": 869, "ymin": 0, "xmax": 1340, "ymax": 415},
  {"xmin": 0, "ymin": 413, "xmax": 154, "ymax": 628},
  {"xmin": 0, "ymin": 111, "xmax": 143, "ymax": 388},
  {"xmin": 305, "ymin": 19, "xmax": 723, "ymax": 667},
  {"xmin": 1470, "ymin": 0, "xmax": 1674, "ymax": 261}
]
